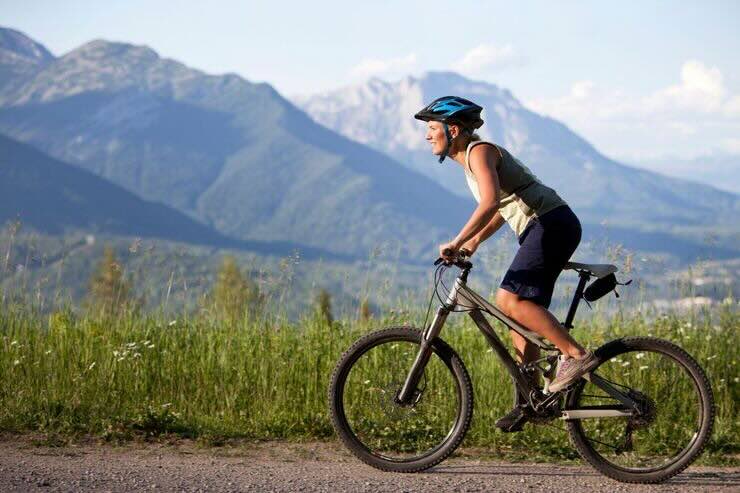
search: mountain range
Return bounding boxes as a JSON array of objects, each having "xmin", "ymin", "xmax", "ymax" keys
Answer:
[
  {"xmin": 0, "ymin": 132, "xmax": 230, "ymax": 243},
  {"xmin": 0, "ymin": 26, "xmax": 738, "ymax": 267},
  {"xmin": 633, "ymin": 152, "xmax": 740, "ymax": 195},
  {"xmin": 295, "ymin": 73, "xmax": 739, "ymax": 239},
  {"xmin": 0, "ymin": 28, "xmax": 476, "ymax": 260}
]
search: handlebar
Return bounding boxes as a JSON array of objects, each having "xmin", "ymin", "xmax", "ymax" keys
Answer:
[{"xmin": 435, "ymin": 248, "xmax": 473, "ymax": 269}]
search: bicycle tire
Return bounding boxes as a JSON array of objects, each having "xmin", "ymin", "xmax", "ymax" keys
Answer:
[
  {"xmin": 566, "ymin": 336, "xmax": 714, "ymax": 483},
  {"xmin": 328, "ymin": 326, "xmax": 473, "ymax": 472}
]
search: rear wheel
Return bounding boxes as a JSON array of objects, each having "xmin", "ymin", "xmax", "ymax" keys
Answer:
[
  {"xmin": 328, "ymin": 327, "xmax": 473, "ymax": 472},
  {"xmin": 566, "ymin": 337, "xmax": 714, "ymax": 483}
]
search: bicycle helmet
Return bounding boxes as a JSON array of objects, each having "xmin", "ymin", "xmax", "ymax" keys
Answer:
[{"xmin": 414, "ymin": 96, "xmax": 484, "ymax": 163}]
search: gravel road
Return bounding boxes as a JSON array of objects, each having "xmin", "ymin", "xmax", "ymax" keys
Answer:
[{"xmin": 0, "ymin": 438, "xmax": 737, "ymax": 492}]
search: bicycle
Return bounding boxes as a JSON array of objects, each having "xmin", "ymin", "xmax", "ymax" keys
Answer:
[{"xmin": 328, "ymin": 251, "xmax": 714, "ymax": 484}]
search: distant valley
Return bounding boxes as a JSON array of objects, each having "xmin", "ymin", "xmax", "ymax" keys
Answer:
[{"xmin": 0, "ymin": 26, "xmax": 737, "ymax": 313}]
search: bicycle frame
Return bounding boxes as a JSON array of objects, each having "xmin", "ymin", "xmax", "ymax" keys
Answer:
[{"xmin": 397, "ymin": 266, "xmax": 639, "ymax": 420}]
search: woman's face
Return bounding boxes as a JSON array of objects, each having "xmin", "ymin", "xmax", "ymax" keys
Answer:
[
  {"xmin": 425, "ymin": 121, "xmax": 447, "ymax": 156},
  {"xmin": 425, "ymin": 121, "xmax": 459, "ymax": 156}
]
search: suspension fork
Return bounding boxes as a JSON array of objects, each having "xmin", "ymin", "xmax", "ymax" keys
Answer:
[{"xmin": 396, "ymin": 279, "xmax": 460, "ymax": 404}]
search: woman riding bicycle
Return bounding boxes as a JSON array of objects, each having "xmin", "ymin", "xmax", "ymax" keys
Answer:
[{"xmin": 414, "ymin": 96, "xmax": 598, "ymax": 431}]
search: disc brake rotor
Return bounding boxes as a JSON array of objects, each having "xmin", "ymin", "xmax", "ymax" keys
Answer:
[
  {"xmin": 628, "ymin": 389, "xmax": 657, "ymax": 429},
  {"xmin": 378, "ymin": 380, "xmax": 422, "ymax": 420}
]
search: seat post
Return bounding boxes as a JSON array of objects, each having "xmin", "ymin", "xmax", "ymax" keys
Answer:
[{"xmin": 563, "ymin": 271, "xmax": 591, "ymax": 330}]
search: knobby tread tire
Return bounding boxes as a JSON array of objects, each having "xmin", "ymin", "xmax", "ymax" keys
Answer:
[
  {"xmin": 328, "ymin": 326, "xmax": 474, "ymax": 473},
  {"xmin": 566, "ymin": 336, "xmax": 715, "ymax": 484}
]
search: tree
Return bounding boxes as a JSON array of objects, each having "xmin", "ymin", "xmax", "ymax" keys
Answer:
[
  {"xmin": 315, "ymin": 288, "xmax": 333, "ymax": 325},
  {"xmin": 87, "ymin": 246, "xmax": 134, "ymax": 316},
  {"xmin": 209, "ymin": 255, "xmax": 262, "ymax": 321}
]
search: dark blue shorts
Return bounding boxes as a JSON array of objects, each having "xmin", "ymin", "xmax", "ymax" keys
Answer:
[{"xmin": 499, "ymin": 205, "xmax": 581, "ymax": 308}]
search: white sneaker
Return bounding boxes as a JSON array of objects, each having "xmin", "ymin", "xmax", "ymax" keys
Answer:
[{"xmin": 548, "ymin": 351, "xmax": 598, "ymax": 392}]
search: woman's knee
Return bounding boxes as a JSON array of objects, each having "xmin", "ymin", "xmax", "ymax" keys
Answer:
[{"xmin": 495, "ymin": 289, "xmax": 518, "ymax": 316}]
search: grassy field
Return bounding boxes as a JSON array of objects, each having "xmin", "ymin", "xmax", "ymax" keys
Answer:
[{"xmin": 0, "ymin": 301, "xmax": 737, "ymax": 464}]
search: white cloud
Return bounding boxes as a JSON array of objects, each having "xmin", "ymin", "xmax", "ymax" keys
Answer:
[
  {"xmin": 527, "ymin": 80, "xmax": 632, "ymax": 122},
  {"xmin": 570, "ymin": 80, "xmax": 594, "ymax": 99},
  {"xmin": 646, "ymin": 60, "xmax": 726, "ymax": 113},
  {"xmin": 453, "ymin": 43, "xmax": 524, "ymax": 75},
  {"xmin": 525, "ymin": 60, "xmax": 740, "ymax": 159},
  {"xmin": 349, "ymin": 53, "xmax": 417, "ymax": 79},
  {"xmin": 529, "ymin": 60, "xmax": 738, "ymax": 123},
  {"xmin": 721, "ymin": 138, "xmax": 740, "ymax": 154},
  {"xmin": 725, "ymin": 95, "xmax": 740, "ymax": 117}
]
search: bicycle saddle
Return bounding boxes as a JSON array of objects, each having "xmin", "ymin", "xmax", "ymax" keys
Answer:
[{"xmin": 564, "ymin": 262, "xmax": 618, "ymax": 279}]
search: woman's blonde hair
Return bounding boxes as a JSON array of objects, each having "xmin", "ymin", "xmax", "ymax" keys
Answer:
[{"xmin": 450, "ymin": 130, "xmax": 480, "ymax": 154}]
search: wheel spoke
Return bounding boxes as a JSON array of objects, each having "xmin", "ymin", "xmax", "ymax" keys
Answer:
[
  {"xmin": 331, "ymin": 328, "xmax": 470, "ymax": 467},
  {"xmin": 567, "ymin": 340, "xmax": 711, "ymax": 476}
]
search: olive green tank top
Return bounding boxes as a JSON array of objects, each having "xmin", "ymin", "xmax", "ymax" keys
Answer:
[{"xmin": 464, "ymin": 141, "xmax": 566, "ymax": 237}]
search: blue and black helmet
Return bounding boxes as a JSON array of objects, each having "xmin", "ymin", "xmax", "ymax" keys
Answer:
[
  {"xmin": 415, "ymin": 96, "xmax": 484, "ymax": 163},
  {"xmin": 414, "ymin": 96, "xmax": 484, "ymax": 130}
]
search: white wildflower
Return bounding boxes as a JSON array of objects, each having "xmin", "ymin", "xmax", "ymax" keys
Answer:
[{"xmin": 13, "ymin": 359, "xmax": 20, "ymax": 366}]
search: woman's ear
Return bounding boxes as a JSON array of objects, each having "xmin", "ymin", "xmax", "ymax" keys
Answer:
[{"xmin": 449, "ymin": 124, "xmax": 460, "ymax": 138}]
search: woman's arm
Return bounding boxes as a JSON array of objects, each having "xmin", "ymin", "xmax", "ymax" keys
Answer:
[
  {"xmin": 449, "ymin": 144, "xmax": 501, "ymax": 249},
  {"xmin": 461, "ymin": 210, "xmax": 506, "ymax": 254}
]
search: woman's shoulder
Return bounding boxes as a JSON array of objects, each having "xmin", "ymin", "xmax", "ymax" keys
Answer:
[
  {"xmin": 467, "ymin": 139, "xmax": 496, "ymax": 150},
  {"xmin": 467, "ymin": 140, "xmax": 502, "ymax": 172}
]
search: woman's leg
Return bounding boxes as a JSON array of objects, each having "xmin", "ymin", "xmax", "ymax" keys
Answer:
[
  {"xmin": 496, "ymin": 289, "xmax": 586, "ymax": 361},
  {"xmin": 497, "ymin": 206, "xmax": 585, "ymax": 362}
]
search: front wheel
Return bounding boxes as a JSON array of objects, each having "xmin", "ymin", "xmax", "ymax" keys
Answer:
[
  {"xmin": 328, "ymin": 327, "xmax": 473, "ymax": 472},
  {"xmin": 566, "ymin": 337, "xmax": 715, "ymax": 483}
]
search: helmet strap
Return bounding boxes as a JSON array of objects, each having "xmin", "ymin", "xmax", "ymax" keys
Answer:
[{"xmin": 438, "ymin": 123, "xmax": 453, "ymax": 163}]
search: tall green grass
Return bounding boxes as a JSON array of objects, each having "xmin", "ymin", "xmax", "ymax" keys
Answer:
[{"xmin": 0, "ymin": 302, "xmax": 737, "ymax": 463}]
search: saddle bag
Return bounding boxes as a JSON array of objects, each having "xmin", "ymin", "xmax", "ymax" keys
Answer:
[{"xmin": 583, "ymin": 273, "xmax": 631, "ymax": 302}]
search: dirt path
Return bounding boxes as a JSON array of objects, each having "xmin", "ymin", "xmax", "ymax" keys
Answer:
[{"xmin": 0, "ymin": 439, "xmax": 737, "ymax": 492}]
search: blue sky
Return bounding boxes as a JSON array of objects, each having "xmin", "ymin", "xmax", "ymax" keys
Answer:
[{"xmin": 3, "ymin": 0, "xmax": 740, "ymax": 167}]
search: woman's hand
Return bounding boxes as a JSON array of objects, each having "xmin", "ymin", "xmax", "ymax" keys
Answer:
[
  {"xmin": 460, "ymin": 237, "xmax": 480, "ymax": 257},
  {"xmin": 438, "ymin": 241, "xmax": 461, "ymax": 261}
]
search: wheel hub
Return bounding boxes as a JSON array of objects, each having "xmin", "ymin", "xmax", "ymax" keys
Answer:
[
  {"xmin": 379, "ymin": 381, "xmax": 420, "ymax": 419},
  {"xmin": 628, "ymin": 389, "xmax": 657, "ymax": 428}
]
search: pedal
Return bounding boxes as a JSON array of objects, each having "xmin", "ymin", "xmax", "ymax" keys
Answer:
[
  {"xmin": 498, "ymin": 416, "xmax": 527, "ymax": 433},
  {"xmin": 495, "ymin": 406, "xmax": 529, "ymax": 433}
]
